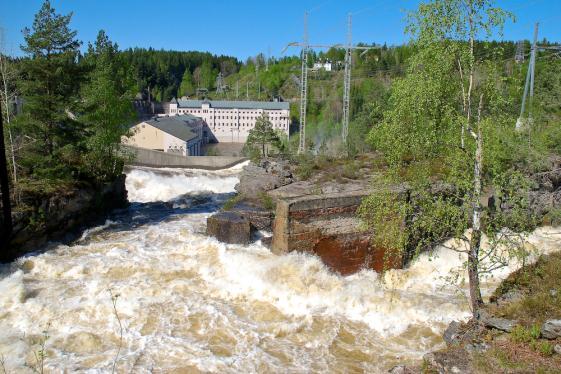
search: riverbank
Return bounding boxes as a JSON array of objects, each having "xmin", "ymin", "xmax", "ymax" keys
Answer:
[
  {"xmin": 0, "ymin": 176, "xmax": 128, "ymax": 262},
  {"xmin": 412, "ymin": 250, "xmax": 561, "ymax": 373}
]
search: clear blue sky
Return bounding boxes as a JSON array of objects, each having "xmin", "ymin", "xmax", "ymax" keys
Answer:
[{"xmin": 1, "ymin": 0, "xmax": 560, "ymax": 60}]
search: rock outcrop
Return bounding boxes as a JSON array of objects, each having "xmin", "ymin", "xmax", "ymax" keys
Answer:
[
  {"xmin": 2, "ymin": 175, "xmax": 128, "ymax": 262},
  {"xmin": 235, "ymin": 159, "xmax": 293, "ymax": 200}
]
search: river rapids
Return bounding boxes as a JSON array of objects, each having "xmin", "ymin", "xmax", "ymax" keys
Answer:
[{"xmin": 0, "ymin": 165, "xmax": 560, "ymax": 373}]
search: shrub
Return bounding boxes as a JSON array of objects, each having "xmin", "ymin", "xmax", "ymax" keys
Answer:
[
  {"xmin": 258, "ymin": 192, "xmax": 275, "ymax": 211},
  {"xmin": 223, "ymin": 194, "xmax": 242, "ymax": 211}
]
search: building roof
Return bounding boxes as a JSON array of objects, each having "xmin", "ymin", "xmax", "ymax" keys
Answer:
[
  {"xmin": 176, "ymin": 99, "xmax": 290, "ymax": 110},
  {"xmin": 144, "ymin": 115, "xmax": 201, "ymax": 142}
]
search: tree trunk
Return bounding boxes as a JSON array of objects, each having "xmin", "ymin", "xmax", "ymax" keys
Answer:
[
  {"xmin": 468, "ymin": 229, "xmax": 483, "ymax": 318},
  {"xmin": 469, "ymin": 94, "xmax": 485, "ymax": 319},
  {"xmin": 0, "ymin": 99, "xmax": 13, "ymax": 252}
]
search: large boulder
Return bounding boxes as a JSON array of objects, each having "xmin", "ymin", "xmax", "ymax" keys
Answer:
[
  {"xmin": 235, "ymin": 160, "xmax": 293, "ymax": 198},
  {"xmin": 207, "ymin": 212, "xmax": 251, "ymax": 245},
  {"xmin": 541, "ymin": 319, "xmax": 561, "ymax": 339}
]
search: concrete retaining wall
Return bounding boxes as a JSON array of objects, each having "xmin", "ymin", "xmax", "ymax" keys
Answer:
[
  {"xmin": 122, "ymin": 145, "xmax": 247, "ymax": 170},
  {"xmin": 271, "ymin": 191, "xmax": 403, "ymax": 275}
]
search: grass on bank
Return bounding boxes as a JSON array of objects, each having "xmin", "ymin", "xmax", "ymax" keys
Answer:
[{"xmin": 472, "ymin": 252, "xmax": 561, "ymax": 373}]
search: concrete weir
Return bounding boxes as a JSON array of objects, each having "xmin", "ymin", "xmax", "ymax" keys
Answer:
[{"xmin": 123, "ymin": 145, "xmax": 247, "ymax": 170}]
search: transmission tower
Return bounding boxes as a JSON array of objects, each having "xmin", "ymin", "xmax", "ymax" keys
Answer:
[
  {"xmin": 515, "ymin": 40, "xmax": 525, "ymax": 64},
  {"xmin": 341, "ymin": 14, "xmax": 379, "ymax": 145},
  {"xmin": 216, "ymin": 72, "xmax": 226, "ymax": 94},
  {"xmin": 516, "ymin": 23, "xmax": 539, "ymax": 130},
  {"xmin": 516, "ymin": 23, "xmax": 561, "ymax": 130},
  {"xmin": 299, "ymin": 12, "xmax": 309, "ymax": 154},
  {"xmin": 266, "ymin": 46, "xmax": 271, "ymax": 72},
  {"xmin": 282, "ymin": 13, "xmax": 339, "ymax": 154},
  {"xmin": 342, "ymin": 13, "xmax": 352, "ymax": 144}
]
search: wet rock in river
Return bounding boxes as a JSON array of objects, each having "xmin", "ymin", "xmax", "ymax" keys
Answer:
[{"xmin": 207, "ymin": 211, "xmax": 251, "ymax": 245}]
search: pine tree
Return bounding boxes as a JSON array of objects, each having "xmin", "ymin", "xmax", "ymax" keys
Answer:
[
  {"xmin": 80, "ymin": 30, "xmax": 136, "ymax": 182},
  {"xmin": 18, "ymin": 0, "xmax": 82, "ymax": 178},
  {"xmin": 246, "ymin": 113, "xmax": 280, "ymax": 158}
]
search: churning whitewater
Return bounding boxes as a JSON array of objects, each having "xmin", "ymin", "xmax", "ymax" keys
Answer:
[{"xmin": 0, "ymin": 165, "xmax": 560, "ymax": 373}]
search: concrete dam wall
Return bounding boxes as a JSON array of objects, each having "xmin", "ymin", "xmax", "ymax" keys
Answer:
[{"xmin": 122, "ymin": 145, "xmax": 248, "ymax": 170}]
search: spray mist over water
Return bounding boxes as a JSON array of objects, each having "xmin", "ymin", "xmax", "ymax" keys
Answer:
[{"xmin": 0, "ymin": 164, "xmax": 559, "ymax": 373}]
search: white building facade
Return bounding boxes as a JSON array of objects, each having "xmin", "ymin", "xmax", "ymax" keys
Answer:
[{"xmin": 166, "ymin": 99, "xmax": 290, "ymax": 143}]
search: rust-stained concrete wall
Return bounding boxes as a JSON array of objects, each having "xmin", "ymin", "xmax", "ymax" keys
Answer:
[{"xmin": 271, "ymin": 191, "xmax": 403, "ymax": 275}]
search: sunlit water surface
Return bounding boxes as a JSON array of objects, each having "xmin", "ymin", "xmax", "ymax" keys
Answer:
[{"xmin": 0, "ymin": 163, "xmax": 560, "ymax": 373}]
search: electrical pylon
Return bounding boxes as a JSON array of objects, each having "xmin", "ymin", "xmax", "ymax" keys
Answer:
[
  {"xmin": 516, "ymin": 23, "xmax": 539, "ymax": 130},
  {"xmin": 341, "ymin": 14, "xmax": 379, "ymax": 145},
  {"xmin": 515, "ymin": 40, "xmax": 525, "ymax": 64},
  {"xmin": 216, "ymin": 72, "xmax": 225, "ymax": 94},
  {"xmin": 282, "ymin": 13, "xmax": 340, "ymax": 154},
  {"xmin": 342, "ymin": 13, "xmax": 352, "ymax": 144}
]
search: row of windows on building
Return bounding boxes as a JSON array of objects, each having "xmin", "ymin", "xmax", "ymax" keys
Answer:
[
  {"xmin": 179, "ymin": 109, "xmax": 285, "ymax": 119},
  {"xmin": 212, "ymin": 123, "xmax": 288, "ymax": 128}
]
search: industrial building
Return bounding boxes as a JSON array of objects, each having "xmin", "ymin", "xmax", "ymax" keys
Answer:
[{"xmin": 165, "ymin": 99, "xmax": 290, "ymax": 143}]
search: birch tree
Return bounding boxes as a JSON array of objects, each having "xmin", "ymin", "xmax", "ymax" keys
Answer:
[{"xmin": 359, "ymin": 0, "xmax": 535, "ymax": 319}]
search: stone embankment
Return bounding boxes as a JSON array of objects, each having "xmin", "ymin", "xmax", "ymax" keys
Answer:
[{"xmin": 1, "ymin": 176, "xmax": 127, "ymax": 262}]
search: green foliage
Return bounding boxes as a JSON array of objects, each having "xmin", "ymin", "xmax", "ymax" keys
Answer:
[
  {"xmin": 359, "ymin": 0, "xmax": 544, "ymax": 277},
  {"xmin": 510, "ymin": 325, "xmax": 540, "ymax": 344},
  {"xmin": 178, "ymin": 68, "xmax": 195, "ymax": 97},
  {"xmin": 79, "ymin": 30, "xmax": 137, "ymax": 182},
  {"xmin": 16, "ymin": 0, "xmax": 83, "ymax": 180},
  {"xmin": 223, "ymin": 194, "xmax": 242, "ymax": 211},
  {"xmin": 244, "ymin": 113, "xmax": 281, "ymax": 158},
  {"xmin": 10, "ymin": 1, "xmax": 139, "ymax": 206},
  {"xmin": 120, "ymin": 48, "xmax": 239, "ymax": 101},
  {"xmin": 193, "ymin": 60, "xmax": 215, "ymax": 92},
  {"xmin": 258, "ymin": 192, "xmax": 275, "ymax": 211}
]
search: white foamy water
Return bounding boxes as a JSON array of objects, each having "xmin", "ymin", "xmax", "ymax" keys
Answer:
[{"xmin": 0, "ymin": 164, "xmax": 559, "ymax": 373}]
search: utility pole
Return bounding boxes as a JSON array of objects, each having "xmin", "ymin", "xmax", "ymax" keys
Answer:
[
  {"xmin": 342, "ymin": 13, "xmax": 352, "ymax": 145},
  {"xmin": 298, "ymin": 11, "xmax": 309, "ymax": 154},
  {"xmin": 236, "ymin": 81, "xmax": 239, "ymax": 99},
  {"xmin": 516, "ymin": 22, "xmax": 539, "ymax": 130},
  {"xmin": 246, "ymin": 81, "xmax": 249, "ymax": 100}
]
